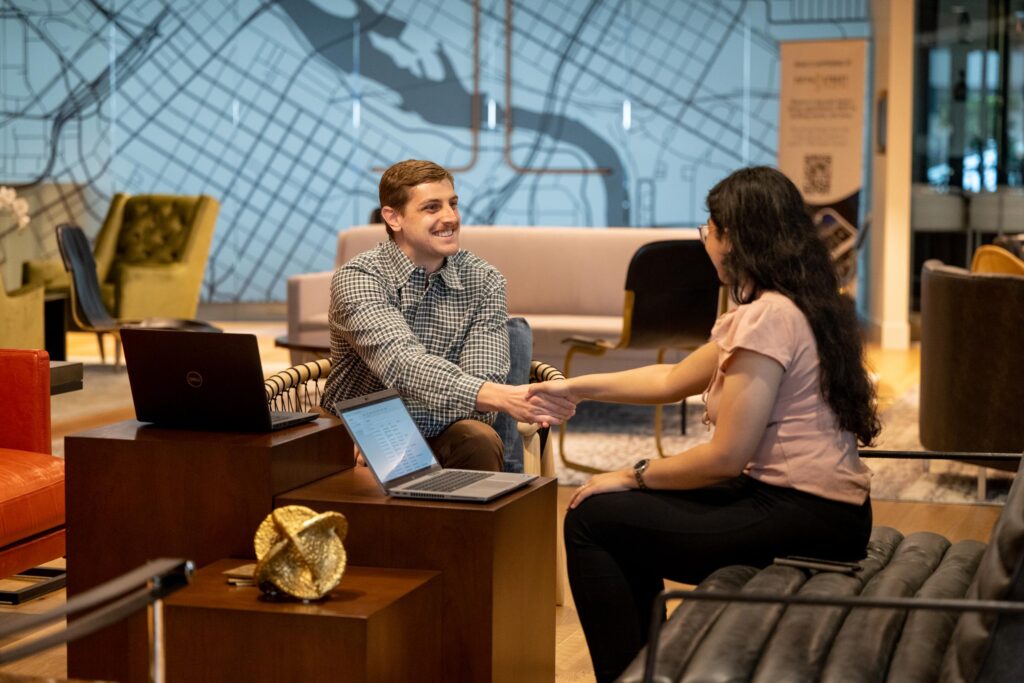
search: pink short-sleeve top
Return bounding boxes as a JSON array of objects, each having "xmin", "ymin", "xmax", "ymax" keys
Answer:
[{"xmin": 704, "ymin": 291, "xmax": 871, "ymax": 505}]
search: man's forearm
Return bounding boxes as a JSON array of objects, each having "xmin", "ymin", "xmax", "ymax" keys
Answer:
[{"xmin": 475, "ymin": 381, "xmax": 513, "ymax": 414}]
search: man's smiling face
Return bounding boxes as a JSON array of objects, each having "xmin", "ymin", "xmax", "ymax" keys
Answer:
[{"xmin": 384, "ymin": 179, "xmax": 460, "ymax": 274}]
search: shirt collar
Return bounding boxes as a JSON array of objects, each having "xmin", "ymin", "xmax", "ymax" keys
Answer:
[{"xmin": 381, "ymin": 239, "xmax": 465, "ymax": 290}]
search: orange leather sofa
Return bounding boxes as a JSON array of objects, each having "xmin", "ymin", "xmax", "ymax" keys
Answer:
[{"xmin": 0, "ymin": 349, "xmax": 66, "ymax": 593}]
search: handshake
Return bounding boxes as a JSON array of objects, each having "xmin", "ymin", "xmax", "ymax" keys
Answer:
[{"xmin": 502, "ymin": 379, "xmax": 579, "ymax": 428}]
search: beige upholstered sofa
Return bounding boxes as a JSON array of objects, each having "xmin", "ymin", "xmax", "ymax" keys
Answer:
[{"xmin": 286, "ymin": 224, "xmax": 700, "ymax": 372}]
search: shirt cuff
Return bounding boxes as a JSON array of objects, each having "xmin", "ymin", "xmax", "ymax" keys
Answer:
[{"xmin": 453, "ymin": 374, "xmax": 487, "ymax": 414}]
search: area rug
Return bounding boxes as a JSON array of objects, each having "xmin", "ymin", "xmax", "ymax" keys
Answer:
[{"xmin": 551, "ymin": 389, "xmax": 1013, "ymax": 504}]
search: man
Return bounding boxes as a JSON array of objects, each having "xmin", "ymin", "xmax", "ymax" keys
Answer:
[{"xmin": 321, "ymin": 159, "xmax": 571, "ymax": 471}]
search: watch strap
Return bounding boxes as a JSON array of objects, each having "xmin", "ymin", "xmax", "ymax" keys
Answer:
[{"xmin": 633, "ymin": 459, "xmax": 650, "ymax": 490}]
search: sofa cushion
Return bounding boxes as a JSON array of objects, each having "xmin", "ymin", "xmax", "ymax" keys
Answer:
[
  {"xmin": 821, "ymin": 531, "xmax": 956, "ymax": 680},
  {"xmin": 0, "ymin": 449, "xmax": 65, "ymax": 548},
  {"xmin": 521, "ymin": 313, "xmax": 623, "ymax": 340}
]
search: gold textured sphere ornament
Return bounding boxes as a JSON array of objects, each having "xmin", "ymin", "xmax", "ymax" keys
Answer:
[{"xmin": 253, "ymin": 505, "xmax": 348, "ymax": 600}]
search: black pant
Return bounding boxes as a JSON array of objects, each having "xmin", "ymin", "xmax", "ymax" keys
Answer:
[{"xmin": 564, "ymin": 475, "xmax": 872, "ymax": 682}]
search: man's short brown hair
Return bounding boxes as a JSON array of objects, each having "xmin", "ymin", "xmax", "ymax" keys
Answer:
[{"xmin": 378, "ymin": 160, "xmax": 455, "ymax": 237}]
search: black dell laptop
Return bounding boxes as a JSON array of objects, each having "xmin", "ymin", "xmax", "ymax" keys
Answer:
[{"xmin": 120, "ymin": 327, "xmax": 318, "ymax": 432}]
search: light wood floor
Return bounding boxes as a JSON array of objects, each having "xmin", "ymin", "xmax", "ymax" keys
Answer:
[{"xmin": 0, "ymin": 331, "xmax": 1002, "ymax": 682}]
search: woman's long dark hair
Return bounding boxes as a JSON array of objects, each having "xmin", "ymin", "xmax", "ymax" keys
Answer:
[{"xmin": 707, "ymin": 166, "xmax": 880, "ymax": 445}]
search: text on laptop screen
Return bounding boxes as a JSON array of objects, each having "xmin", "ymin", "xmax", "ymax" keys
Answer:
[{"xmin": 342, "ymin": 397, "xmax": 436, "ymax": 482}]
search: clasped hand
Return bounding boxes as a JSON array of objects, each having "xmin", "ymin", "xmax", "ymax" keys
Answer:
[{"xmin": 510, "ymin": 383, "xmax": 575, "ymax": 426}]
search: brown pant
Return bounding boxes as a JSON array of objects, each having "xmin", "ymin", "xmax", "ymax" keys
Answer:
[{"xmin": 427, "ymin": 419, "xmax": 504, "ymax": 472}]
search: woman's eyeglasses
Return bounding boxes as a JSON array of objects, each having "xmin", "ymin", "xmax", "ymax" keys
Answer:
[{"xmin": 698, "ymin": 223, "xmax": 709, "ymax": 244}]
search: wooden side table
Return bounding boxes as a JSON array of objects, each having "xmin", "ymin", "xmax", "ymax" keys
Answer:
[
  {"xmin": 65, "ymin": 417, "xmax": 353, "ymax": 683},
  {"xmin": 165, "ymin": 560, "xmax": 442, "ymax": 683},
  {"xmin": 277, "ymin": 467, "xmax": 557, "ymax": 683},
  {"xmin": 49, "ymin": 360, "xmax": 83, "ymax": 394}
]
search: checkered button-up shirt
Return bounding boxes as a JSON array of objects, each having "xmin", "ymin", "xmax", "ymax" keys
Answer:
[{"xmin": 320, "ymin": 238, "xmax": 510, "ymax": 437}]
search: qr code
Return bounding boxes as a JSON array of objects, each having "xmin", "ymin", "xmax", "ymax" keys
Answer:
[{"xmin": 803, "ymin": 155, "xmax": 832, "ymax": 195}]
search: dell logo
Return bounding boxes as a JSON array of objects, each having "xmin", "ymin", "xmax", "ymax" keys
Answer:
[{"xmin": 186, "ymin": 371, "xmax": 203, "ymax": 388}]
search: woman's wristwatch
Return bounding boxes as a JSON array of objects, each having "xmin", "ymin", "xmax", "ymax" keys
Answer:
[{"xmin": 633, "ymin": 458, "xmax": 650, "ymax": 490}]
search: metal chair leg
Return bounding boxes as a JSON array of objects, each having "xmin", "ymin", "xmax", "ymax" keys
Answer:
[
  {"xmin": 654, "ymin": 404, "xmax": 668, "ymax": 459},
  {"xmin": 653, "ymin": 348, "xmax": 672, "ymax": 459}
]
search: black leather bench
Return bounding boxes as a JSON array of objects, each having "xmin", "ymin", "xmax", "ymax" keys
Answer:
[{"xmin": 619, "ymin": 451, "xmax": 1024, "ymax": 683}]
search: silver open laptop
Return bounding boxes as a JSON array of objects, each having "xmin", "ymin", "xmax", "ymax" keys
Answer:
[{"xmin": 335, "ymin": 389, "xmax": 536, "ymax": 502}]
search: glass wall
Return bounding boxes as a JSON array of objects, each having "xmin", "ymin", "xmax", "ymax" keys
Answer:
[
  {"xmin": 1, "ymin": 1, "xmax": 870, "ymax": 303},
  {"xmin": 912, "ymin": 0, "xmax": 1024, "ymax": 306}
]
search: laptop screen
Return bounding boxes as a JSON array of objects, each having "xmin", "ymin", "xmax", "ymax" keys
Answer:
[{"xmin": 338, "ymin": 393, "xmax": 438, "ymax": 484}]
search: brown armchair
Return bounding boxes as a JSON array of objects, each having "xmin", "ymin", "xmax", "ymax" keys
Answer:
[
  {"xmin": 919, "ymin": 260, "xmax": 1024, "ymax": 497},
  {"xmin": 23, "ymin": 193, "xmax": 219, "ymax": 321}
]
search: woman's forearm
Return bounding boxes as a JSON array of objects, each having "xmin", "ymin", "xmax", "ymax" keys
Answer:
[
  {"xmin": 567, "ymin": 364, "xmax": 680, "ymax": 404},
  {"xmin": 567, "ymin": 340, "xmax": 719, "ymax": 405}
]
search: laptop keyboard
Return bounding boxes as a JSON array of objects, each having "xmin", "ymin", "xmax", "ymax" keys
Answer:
[
  {"xmin": 411, "ymin": 470, "xmax": 492, "ymax": 492},
  {"xmin": 270, "ymin": 411, "xmax": 317, "ymax": 430}
]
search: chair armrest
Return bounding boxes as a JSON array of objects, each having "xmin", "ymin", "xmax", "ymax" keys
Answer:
[
  {"xmin": 561, "ymin": 335, "xmax": 615, "ymax": 351},
  {"xmin": 264, "ymin": 358, "xmax": 332, "ymax": 411},
  {"xmin": 116, "ymin": 262, "xmax": 194, "ymax": 319},
  {"xmin": 530, "ymin": 360, "xmax": 566, "ymax": 383},
  {"xmin": 0, "ymin": 349, "xmax": 50, "ymax": 452},
  {"xmin": 859, "ymin": 449, "xmax": 1022, "ymax": 464},
  {"xmin": 287, "ymin": 271, "xmax": 333, "ymax": 338},
  {"xmin": 518, "ymin": 422, "xmax": 542, "ymax": 438},
  {"xmin": 6, "ymin": 282, "xmax": 44, "ymax": 299},
  {"xmin": 518, "ymin": 361, "xmax": 566, "ymax": 478},
  {"xmin": 22, "ymin": 259, "xmax": 69, "ymax": 290},
  {"xmin": 0, "ymin": 284, "xmax": 45, "ymax": 351}
]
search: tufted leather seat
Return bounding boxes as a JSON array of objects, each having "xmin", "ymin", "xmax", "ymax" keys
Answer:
[
  {"xmin": 0, "ymin": 349, "xmax": 66, "ymax": 593},
  {"xmin": 618, "ymin": 452, "xmax": 1024, "ymax": 682}
]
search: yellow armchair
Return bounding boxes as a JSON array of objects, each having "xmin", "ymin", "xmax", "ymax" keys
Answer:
[
  {"xmin": 970, "ymin": 244, "xmax": 1024, "ymax": 276},
  {"xmin": 0, "ymin": 282, "xmax": 44, "ymax": 350},
  {"xmin": 23, "ymin": 193, "xmax": 219, "ymax": 321}
]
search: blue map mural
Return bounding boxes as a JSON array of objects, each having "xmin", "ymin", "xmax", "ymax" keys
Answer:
[{"xmin": 0, "ymin": 0, "xmax": 869, "ymax": 302}]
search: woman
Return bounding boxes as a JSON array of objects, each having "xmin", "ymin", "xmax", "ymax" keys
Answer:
[{"xmin": 530, "ymin": 166, "xmax": 881, "ymax": 682}]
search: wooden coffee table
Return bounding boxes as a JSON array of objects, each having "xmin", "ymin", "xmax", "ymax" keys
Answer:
[{"xmin": 276, "ymin": 467, "xmax": 557, "ymax": 683}]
